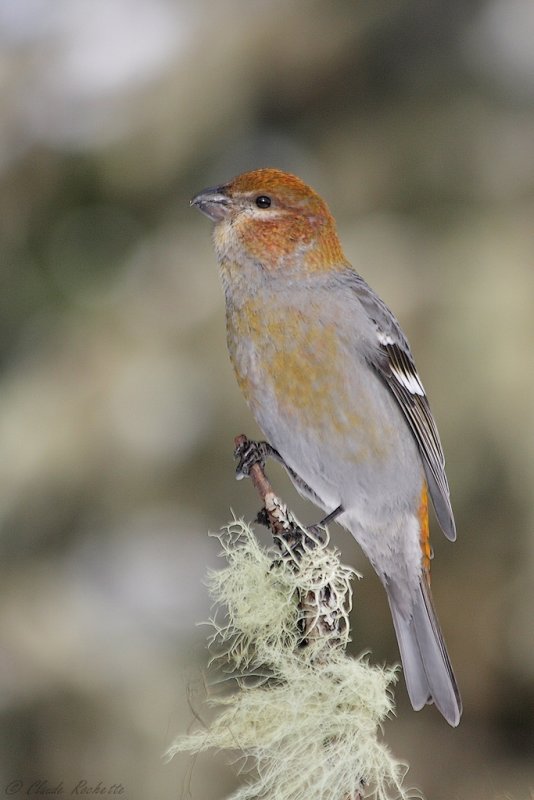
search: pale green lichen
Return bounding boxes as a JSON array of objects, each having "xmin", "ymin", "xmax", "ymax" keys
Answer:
[
  {"xmin": 205, "ymin": 521, "xmax": 300, "ymax": 671},
  {"xmin": 168, "ymin": 518, "xmax": 412, "ymax": 800}
]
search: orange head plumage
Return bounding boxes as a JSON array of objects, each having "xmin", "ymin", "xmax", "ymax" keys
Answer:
[{"xmin": 191, "ymin": 168, "xmax": 346, "ymax": 273}]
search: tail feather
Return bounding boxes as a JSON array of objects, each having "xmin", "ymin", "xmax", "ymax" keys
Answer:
[{"xmin": 387, "ymin": 579, "xmax": 462, "ymax": 727}]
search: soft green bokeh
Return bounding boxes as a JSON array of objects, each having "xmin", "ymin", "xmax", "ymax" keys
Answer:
[{"xmin": 1, "ymin": 2, "xmax": 533, "ymax": 798}]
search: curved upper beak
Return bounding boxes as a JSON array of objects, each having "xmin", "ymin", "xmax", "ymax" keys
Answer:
[{"xmin": 190, "ymin": 185, "xmax": 231, "ymax": 222}]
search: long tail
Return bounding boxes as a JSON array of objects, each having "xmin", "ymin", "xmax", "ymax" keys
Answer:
[{"xmin": 387, "ymin": 578, "xmax": 462, "ymax": 726}]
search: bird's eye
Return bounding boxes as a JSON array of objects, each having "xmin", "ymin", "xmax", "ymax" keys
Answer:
[{"xmin": 255, "ymin": 195, "xmax": 271, "ymax": 209}]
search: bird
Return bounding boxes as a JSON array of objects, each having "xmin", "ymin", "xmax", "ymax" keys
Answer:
[{"xmin": 191, "ymin": 167, "xmax": 462, "ymax": 726}]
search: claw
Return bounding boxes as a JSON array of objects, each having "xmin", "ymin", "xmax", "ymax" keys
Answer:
[
  {"xmin": 234, "ymin": 439, "xmax": 269, "ymax": 479},
  {"xmin": 305, "ymin": 524, "xmax": 328, "ymax": 547},
  {"xmin": 305, "ymin": 505, "xmax": 344, "ymax": 547}
]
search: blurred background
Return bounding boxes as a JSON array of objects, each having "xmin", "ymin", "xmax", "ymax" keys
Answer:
[{"xmin": 1, "ymin": 1, "xmax": 533, "ymax": 798}]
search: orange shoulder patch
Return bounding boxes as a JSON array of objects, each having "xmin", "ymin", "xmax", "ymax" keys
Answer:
[{"xmin": 419, "ymin": 481, "xmax": 432, "ymax": 583}]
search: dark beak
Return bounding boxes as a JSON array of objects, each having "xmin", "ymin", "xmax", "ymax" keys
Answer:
[{"xmin": 190, "ymin": 185, "xmax": 231, "ymax": 222}]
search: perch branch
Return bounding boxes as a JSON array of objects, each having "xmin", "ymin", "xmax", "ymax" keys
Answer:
[{"xmin": 233, "ymin": 434, "xmax": 351, "ymax": 654}]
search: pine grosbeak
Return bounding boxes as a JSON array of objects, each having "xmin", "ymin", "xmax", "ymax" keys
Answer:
[{"xmin": 191, "ymin": 168, "xmax": 462, "ymax": 726}]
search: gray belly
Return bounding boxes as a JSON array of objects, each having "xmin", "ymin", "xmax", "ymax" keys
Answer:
[{"xmin": 251, "ymin": 357, "xmax": 423, "ymax": 523}]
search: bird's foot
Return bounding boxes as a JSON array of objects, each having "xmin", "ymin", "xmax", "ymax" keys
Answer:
[
  {"xmin": 234, "ymin": 438, "xmax": 282, "ymax": 480},
  {"xmin": 304, "ymin": 524, "xmax": 328, "ymax": 547},
  {"xmin": 305, "ymin": 505, "xmax": 344, "ymax": 546}
]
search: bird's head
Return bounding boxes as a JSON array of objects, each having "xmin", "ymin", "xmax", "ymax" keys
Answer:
[{"xmin": 191, "ymin": 168, "xmax": 345, "ymax": 273}]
